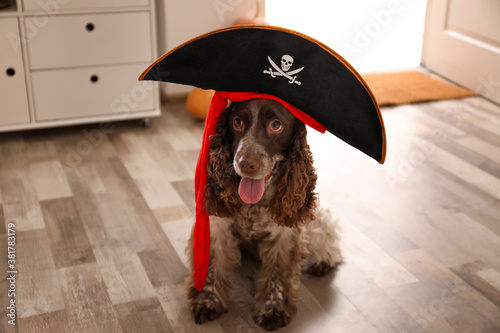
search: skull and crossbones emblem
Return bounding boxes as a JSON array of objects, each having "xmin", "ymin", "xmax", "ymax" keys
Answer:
[
  {"xmin": 281, "ymin": 55, "xmax": 294, "ymax": 71},
  {"xmin": 264, "ymin": 54, "xmax": 304, "ymax": 86}
]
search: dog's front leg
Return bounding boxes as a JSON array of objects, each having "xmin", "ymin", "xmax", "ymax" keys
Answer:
[
  {"xmin": 253, "ymin": 227, "xmax": 303, "ymax": 331},
  {"xmin": 186, "ymin": 217, "xmax": 241, "ymax": 325}
]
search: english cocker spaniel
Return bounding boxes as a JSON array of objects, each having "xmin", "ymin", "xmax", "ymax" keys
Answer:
[{"xmin": 186, "ymin": 98, "xmax": 343, "ymax": 331}]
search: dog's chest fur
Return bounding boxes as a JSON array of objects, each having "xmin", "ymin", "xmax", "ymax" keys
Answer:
[
  {"xmin": 227, "ymin": 182, "xmax": 302, "ymax": 262},
  {"xmin": 229, "ymin": 203, "xmax": 300, "ymax": 261},
  {"xmin": 229, "ymin": 180, "xmax": 280, "ymax": 241}
]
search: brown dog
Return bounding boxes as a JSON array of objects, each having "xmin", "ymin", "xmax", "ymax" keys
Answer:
[{"xmin": 186, "ymin": 99, "xmax": 343, "ymax": 331}]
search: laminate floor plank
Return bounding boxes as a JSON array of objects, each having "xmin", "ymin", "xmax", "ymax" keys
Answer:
[
  {"xmin": 341, "ymin": 220, "xmax": 418, "ymax": 289},
  {"xmin": 445, "ymin": 303, "xmax": 498, "ymax": 333},
  {"xmin": 421, "ymin": 209, "xmax": 500, "ymax": 271},
  {"xmin": 424, "ymin": 318, "xmax": 460, "ymax": 333},
  {"xmin": 18, "ymin": 309, "xmax": 70, "ymax": 333},
  {"xmin": 93, "ymin": 157, "xmax": 143, "ymax": 201},
  {"xmin": 40, "ymin": 197, "xmax": 96, "ymax": 268},
  {"xmin": 373, "ymin": 192, "xmax": 475, "ymax": 268},
  {"xmin": 120, "ymin": 151, "xmax": 185, "ymax": 210},
  {"xmin": 455, "ymin": 136, "xmax": 500, "ymax": 166},
  {"xmin": 171, "ymin": 180, "xmax": 196, "ymax": 212},
  {"xmin": 51, "ymin": 130, "xmax": 112, "ymax": 169},
  {"xmin": 470, "ymin": 97, "xmax": 500, "ymax": 120},
  {"xmin": 437, "ymin": 136, "xmax": 500, "ymax": 179},
  {"xmin": 423, "ymin": 102, "xmax": 500, "ymax": 148},
  {"xmin": 403, "ymin": 103, "xmax": 468, "ymax": 138},
  {"xmin": 450, "ymin": 261, "xmax": 500, "ymax": 308},
  {"xmin": 16, "ymin": 229, "xmax": 65, "ymax": 318},
  {"xmin": 58, "ymin": 263, "xmax": 122, "ymax": 333},
  {"xmin": 341, "ymin": 207, "xmax": 418, "ymax": 255},
  {"xmin": 70, "ymin": 159, "xmax": 106, "ymax": 196},
  {"xmin": 137, "ymin": 248, "xmax": 188, "ymax": 289},
  {"xmin": 0, "ymin": 236, "xmax": 15, "ymax": 333},
  {"xmin": 176, "ymin": 149, "xmax": 200, "ymax": 176},
  {"xmin": 114, "ymin": 297, "xmax": 174, "ymax": 333},
  {"xmin": 66, "ymin": 163, "xmax": 160, "ymax": 306},
  {"xmin": 303, "ymin": 288, "xmax": 380, "ymax": 333},
  {"xmin": 93, "ymin": 242, "xmax": 156, "ymax": 306},
  {"xmin": 94, "ymin": 195, "xmax": 157, "ymax": 253},
  {"xmin": 153, "ymin": 204, "xmax": 193, "ymax": 224},
  {"xmin": 129, "ymin": 196, "xmax": 185, "ymax": 253},
  {"xmin": 332, "ymin": 260, "xmax": 381, "ymax": 297},
  {"xmin": 135, "ymin": 202, "xmax": 189, "ymax": 288},
  {"xmin": 160, "ymin": 218, "xmax": 193, "ymax": 269},
  {"xmin": 0, "ymin": 133, "xmax": 29, "ymax": 171},
  {"xmin": 0, "ymin": 168, "xmax": 45, "ymax": 231},
  {"xmin": 64, "ymin": 162, "xmax": 109, "ymax": 243},
  {"xmin": 29, "ymin": 160, "xmax": 73, "ymax": 201},
  {"xmin": 0, "ymin": 205, "xmax": 5, "ymax": 234},
  {"xmin": 107, "ymin": 132, "xmax": 131, "ymax": 156},
  {"xmin": 393, "ymin": 249, "xmax": 500, "ymax": 329},
  {"xmin": 119, "ymin": 132, "xmax": 194, "ymax": 182},
  {"xmin": 476, "ymin": 269, "xmax": 500, "ymax": 295},
  {"xmin": 417, "ymin": 138, "xmax": 500, "ymax": 199},
  {"xmin": 347, "ymin": 289, "xmax": 421, "ymax": 333},
  {"xmin": 22, "ymin": 134, "xmax": 58, "ymax": 163},
  {"xmin": 385, "ymin": 281, "xmax": 459, "ymax": 330},
  {"xmin": 411, "ymin": 159, "xmax": 497, "ymax": 214}
]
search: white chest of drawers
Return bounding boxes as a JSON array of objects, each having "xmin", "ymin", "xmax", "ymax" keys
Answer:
[{"xmin": 0, "ymin": 0, "xmax": 159, "ymax": 132}]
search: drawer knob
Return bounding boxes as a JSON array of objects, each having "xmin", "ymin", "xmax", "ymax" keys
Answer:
[
  {"xmin": 6, "ymin": 67, "xmax": 16, "ymax": 77},
  {"xmin": 86, "ymin": 23, "xmax": 95, "ymax": 32},
  {"xmin": 90, "ymin": 75, "xmax": 99, "ymax": 83}
]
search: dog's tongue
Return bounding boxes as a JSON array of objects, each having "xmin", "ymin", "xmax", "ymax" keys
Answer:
[{"xmin": 238, "ymin": 177, "xmax": 265, "ymax": 204}]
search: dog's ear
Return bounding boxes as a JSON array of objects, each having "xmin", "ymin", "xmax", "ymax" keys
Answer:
[
  {"xmin": 204, "ymin": 104, "xmax": 244, "ymax": 217},
  {"xmin": 268, "ymin": 122, "xmax": 318, "ymax": 227}
]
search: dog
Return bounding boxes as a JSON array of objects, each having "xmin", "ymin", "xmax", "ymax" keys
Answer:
[{"xmin": 186, "ymin": 99, "xmax": 343, "ymax": 331}]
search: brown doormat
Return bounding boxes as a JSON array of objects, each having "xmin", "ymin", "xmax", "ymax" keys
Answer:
[{"xmin": 362, "ymin": 70, "xmax": 477, "ymax": 107}]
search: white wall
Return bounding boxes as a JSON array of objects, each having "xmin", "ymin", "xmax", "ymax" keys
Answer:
[
  {"xmin": 156, "ymin": 0, "xmax": 264, "ymax": 96},
  {"xmin": 266, "ymin": 0, "xmax": 427, "ymax": 74}
]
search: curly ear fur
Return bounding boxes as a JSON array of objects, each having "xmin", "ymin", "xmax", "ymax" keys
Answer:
[
  {"xmin": 268, "ymin": 122, "xmax": 318, "ymax": 227},
  {"xmin": 204, "ymin": 106, "xmax": 244, "ymax": 217}
]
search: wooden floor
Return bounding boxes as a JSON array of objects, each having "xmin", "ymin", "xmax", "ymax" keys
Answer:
[{"xmin": 1, "ymin": 95, "xmax": 500, "ymax": 333}]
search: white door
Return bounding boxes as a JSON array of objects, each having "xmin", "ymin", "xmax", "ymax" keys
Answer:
[{"xmin": 421, "ymin": 0, "xmax": 500, "ymax": 104}]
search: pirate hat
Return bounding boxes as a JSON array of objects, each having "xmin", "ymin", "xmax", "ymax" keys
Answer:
[{"xmin": 139, "ymin": 25, "xmax": 386, "ymax": 291}]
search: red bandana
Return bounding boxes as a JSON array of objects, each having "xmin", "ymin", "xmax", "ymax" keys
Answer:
[{"xmin": 193, "ymin": 91, "xmax": 326, "ymax": 291}]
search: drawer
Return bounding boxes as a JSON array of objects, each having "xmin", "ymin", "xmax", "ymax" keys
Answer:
[
  {"xmin": 25, "ymin": 12, "xmax": 152, "ymax": 70},
  {"xmin": 31, "ymin": 63, "xmax": 155, "ymax": 121},
  {"xmin": 23, "ymin": 0, "xmax": 149, "ymax": 11},
  {"xmin": 0, "ymin": 18, "xmax": 30, "ymax": 126}
]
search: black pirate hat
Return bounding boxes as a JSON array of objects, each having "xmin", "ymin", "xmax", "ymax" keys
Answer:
[
  {"xmin": 141, "ymin": 25, "xmax": 386, "ymax": 162},
  {"xmin": 139, "ymin": 25, "xmax": 386, "ymax": 291}
]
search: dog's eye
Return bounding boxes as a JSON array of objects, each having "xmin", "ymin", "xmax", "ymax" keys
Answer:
[
  {"xmin": 233, "ymin": 117, "xmax": 244, "ymax": 130},
  {"xmin": 268, "ymin": 120, "xmax": 283, "ymax": 133}
]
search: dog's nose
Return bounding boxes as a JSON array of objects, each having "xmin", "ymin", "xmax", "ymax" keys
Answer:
[{"xmin": 238, "ymin": 153, "xmax": 260, "ymax": 176}]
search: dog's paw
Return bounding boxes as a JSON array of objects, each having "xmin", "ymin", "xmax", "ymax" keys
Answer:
[
  {"xmin": 253, "ymin": 303, "xmax": 292, "ymax": 331},
  {"xmin": 190, "ymin": 292, "xmax": 227, "ymax": 325},
  {"xmin": 305, "ymin": 260, "xmax": 336, "ymax": 276}
]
